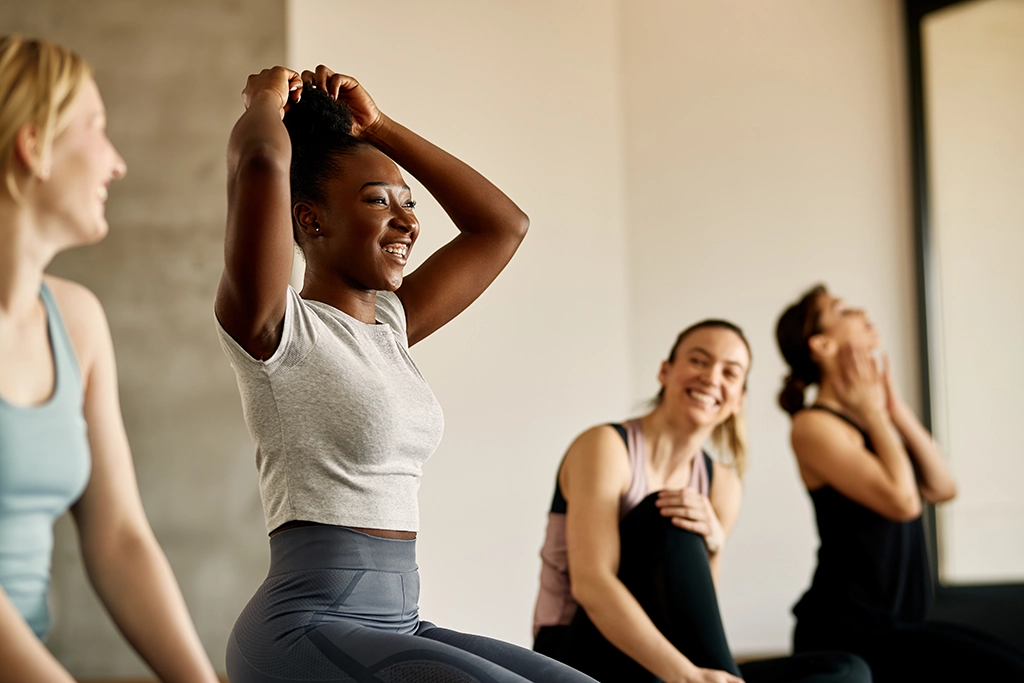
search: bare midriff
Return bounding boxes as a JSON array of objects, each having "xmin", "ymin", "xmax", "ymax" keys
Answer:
[{"xmin": 270, "ymin": 519, "xmax": 416, "ymax": 540}]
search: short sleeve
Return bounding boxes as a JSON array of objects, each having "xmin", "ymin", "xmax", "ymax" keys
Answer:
[
  {"xmin": 375, "ymin": 290, "xmax": 408, "ymax": 342},
  {"xmin": 214, "ymin": 286, "xmax": 320, "ymax": 370}
]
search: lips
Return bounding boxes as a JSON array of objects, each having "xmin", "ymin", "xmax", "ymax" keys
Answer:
[{"xmin": 686, "ymin": 388, "xmax": 720, "ymax": 409}]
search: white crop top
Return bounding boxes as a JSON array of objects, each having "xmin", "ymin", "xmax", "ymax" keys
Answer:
[{"xmin": 216, "ymin": 287, "xmax": 444, "ymax": 533}]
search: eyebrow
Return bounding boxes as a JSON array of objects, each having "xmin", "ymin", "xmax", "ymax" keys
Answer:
[
  {"xmin": 690, "ymin": 346, "xmax": 746, "ymax": 368},
  {"xmin": 360, "ymin": 181, "xmax": 411, "ymax": 191}
]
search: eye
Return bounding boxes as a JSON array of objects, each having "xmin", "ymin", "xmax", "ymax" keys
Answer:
[
  {"xmin": 689, "ymin": 356, "xmax": 707, "ymax": 367},
  {"xmin": 404, "ymin": 199, "xmax": 417, "ymax": 209},
  {"xmin": 366, "ymin": 196, "xmax": 387, "ymax": 205}
]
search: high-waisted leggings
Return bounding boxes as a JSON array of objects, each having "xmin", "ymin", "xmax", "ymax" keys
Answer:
[
  {"xmin": 227, "ymin": 525, "xmax": 595, "ymax": 683},
  {"xmin": 534, "ymin": 493, "xmax": 872, "ymax": 683}
]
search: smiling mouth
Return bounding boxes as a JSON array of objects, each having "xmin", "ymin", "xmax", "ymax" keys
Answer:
[
  {"xmin": 98, "ymin": 186, "xmax": 108, "ymax": 202},
  {"xmin": 686, "ymin": 388, "xmax": 720, "ymax": 409},
  {"xmin": 382, "ymin": 243, "xmax": 409, "ymax": 261}
]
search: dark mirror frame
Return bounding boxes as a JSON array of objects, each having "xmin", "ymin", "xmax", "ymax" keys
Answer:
[{"xmin": 904, "ymin": 0, "xmax": 1024, "ymax": 650}]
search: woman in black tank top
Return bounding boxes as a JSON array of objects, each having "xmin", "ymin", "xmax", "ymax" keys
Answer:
[{"xmin": 776, "ymin": 284, "xmax": 1024, "ymax": 683}]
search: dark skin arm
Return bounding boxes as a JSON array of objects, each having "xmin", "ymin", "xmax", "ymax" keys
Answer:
[
  {"xmin": 302, "ymin": 66, "xmax": 529, "ymax": 346},
  {"xmin": 215, "ymin": 67, "xmax": 302, "ymax": 360}
]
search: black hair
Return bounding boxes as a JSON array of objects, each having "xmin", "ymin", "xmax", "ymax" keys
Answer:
[
  {"xmin": 775, "ymin": 284, "xmax": 828, "ymax": 415},
  {"xmin": 282, "ymin": 87, "xmax": 369, "ymax": 208}
]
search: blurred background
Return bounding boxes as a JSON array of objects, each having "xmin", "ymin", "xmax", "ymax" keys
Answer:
[{"xmin": 2, "ymin": 0, "xmax": 1020, "ymax": 678}]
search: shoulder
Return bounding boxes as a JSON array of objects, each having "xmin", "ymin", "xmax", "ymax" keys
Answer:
[
  {"xmin": 791, "ymin": 408, "xmax": 861, "ymax": 455},
  {"xmin": 560, "ymin": 424, "xmax": 630, "ymax": 500},
  {"xmin": 43, "ymin": 276, "xmax": 110, "ymax": 371},
  {"xmin": 710, "ymin": 459, "xmax": 742, "ymax": 497},
  {"xmin": 375, "ymin": 290, "xmax": 407, "ymax": 337}
]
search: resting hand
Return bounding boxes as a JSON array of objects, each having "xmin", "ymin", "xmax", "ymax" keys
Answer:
[
  {"xmin": 681, "ymin": 666, "xmax": 744, "ymax": 683},
  {"xmin": 301, "ymin": 65, "xmax": 383, "ymax": 138},
  {"xmin": 834, "ymin": 343, "xmax": 887, "ymax": 423},
  {"xmin": 242, "ymin": 66, "xmax": 302, "ymax": 117},
  {"xmin": 657, "ymin": 487, "xmax": 726, "ymax": 555}
]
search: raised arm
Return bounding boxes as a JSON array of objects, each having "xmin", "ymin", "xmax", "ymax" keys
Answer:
[
  {"xmin": 882, "ymin": 356, "xmax": 957, "ymax": 503},
  {"xmin": 793, "ymin": 346, "xmax": 922, "ymax": 521},
  {"xmin": 303, "ymin": 67, "xmax": 528, "ymax": 346},
  {"xmin": 52, "ymin": 280, "xmax": 218, "ymax": 683},
  {"xmin": 215, "ymin": 67, "xmax": 303, "ymax": 359},
  {"xmin": 562, "ymin": 427, "xmax": 741, "ymax": 683}
]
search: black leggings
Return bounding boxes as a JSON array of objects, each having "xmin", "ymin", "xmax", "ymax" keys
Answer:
[
  {"xmin": 535, "ymin": 494, "xmax": 871, "ymax": 683},
  {"xmin": 795, "ymin": 617, "xmax": 1024, "ymax": 683}
]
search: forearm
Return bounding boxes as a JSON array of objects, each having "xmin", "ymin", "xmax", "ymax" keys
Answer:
[
  {"xmin": 0, "ymin": 589, "xmax": 76, "ymax": 683},
  {"xmin": 228, "ymin": 95, "xmax": 291, "ymax": 172},
  {"xmin": 574, "ymin": 576, "xmax": 695, "ymax": 683},
  {"xmin": 890, "ymin": 401, "xmax": 957, "ymax": 501},
  {"xmin": 863, "ymin": 411, "xmax": 922, "ymax": 513},
  {"xmin": 83, "ymin": 529, "xmax": 217, "ymax": 683},
  {"xmin": 363, "ymin": 115, "xmax": 528, "ymax": 239}
]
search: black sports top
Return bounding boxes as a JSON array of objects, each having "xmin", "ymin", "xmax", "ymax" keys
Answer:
[{"xmin": 793, "ymin": 404, "xmax": 931, "ymax": 640}]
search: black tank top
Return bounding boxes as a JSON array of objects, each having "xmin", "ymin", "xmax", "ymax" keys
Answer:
[{"xmin": 793, "ymin": 405, "xmax": 931, "ymax": 639}]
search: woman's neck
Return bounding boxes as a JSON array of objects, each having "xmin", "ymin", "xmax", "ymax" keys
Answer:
[
  {"xmin": 640, "ymin": 407, "xmax": 713, "ymax": 477},
  {"xmin": 0, "ymin": 200, "xmax": 54, "ymax": 316},
  {"xmin": 811, "ymin": 369, "xmax": 844, "ymax": 412},
  {"xmin": 300, "ymin": 270, "xmax": 379, "ymax": 325}
]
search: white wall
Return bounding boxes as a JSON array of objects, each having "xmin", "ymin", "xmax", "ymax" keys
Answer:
[
  {"xmin": 288, "ymin": 0, "xmax": 633, "ymax": 647},
  {"xmin": 924, "ymin": 0, "xmax": 1024, "ymax": 584},
  {"xmin": 619, "ymin": 0, "xmax": 918, "ymax": 653},
  {"xmin": 288, "ymin": 0, "xmax": 918, "ymax": 655}
]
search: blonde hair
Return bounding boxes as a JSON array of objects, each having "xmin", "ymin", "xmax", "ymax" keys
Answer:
[
  {"xmin": 0, "ymin": 35, "xmax": 92, "ymax": 201},
  {"xmin": 711, "ymin": 407, "xmax": 748, "ymax": 478},
  {"xmin": 658, "ymin": 319, "xmax": 751, "ymax": 478}
]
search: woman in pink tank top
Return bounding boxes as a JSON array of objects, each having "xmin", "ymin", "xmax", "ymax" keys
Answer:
[{"xmin": 531, "ymin": 321, "xmax": 871, "ymax": 683}]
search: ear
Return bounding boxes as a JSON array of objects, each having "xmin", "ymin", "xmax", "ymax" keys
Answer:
[
  {"xmin": 292, "ymin": 201, "xmax": 321, "ymax": 239},
  {"xmin": 657, "ymin": 359, "xmax": 670, "ymax": 387},
  {"xmin": 14, "ymin": 123, "xmax": 50, "ymax": 181},
  {"xmin": 807, "ymin": 333, "xmax": 835, "ymax": 360}
]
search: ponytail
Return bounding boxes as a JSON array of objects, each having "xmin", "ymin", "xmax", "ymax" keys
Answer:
[{"xmin": 775, "ymin": 284, "xmax": 827, "ymax": 418}]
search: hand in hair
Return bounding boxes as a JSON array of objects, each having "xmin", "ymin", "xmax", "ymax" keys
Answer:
[
  {"xmin": 655, "ymin": 488, "xmax": 726, "ymax": 554},
  {"xmin": 300, "ymin": 65, "xmax": 382, "ymax": 138},
  {"xmin": 834, "ymin": 343, "xmax": 887, "ymax": 424},
  {"xmin": 241, "ymin": 66, "xmax": 303, "ymax": 117}
]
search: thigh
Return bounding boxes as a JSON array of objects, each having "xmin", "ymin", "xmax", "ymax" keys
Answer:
[
  {"xmin": 228, "ymin": 617, "xmax": 536, "ymax": 683},
  {"xmin": 738, "ymin": 652, "xmax": 872, "ymax": 683},
  {"xmin": 856, "ymin": 621, "xmax": 1024, "ymax": 683},
  {"xmin": 418, "ymin": 622, "xmax": 597, "ymax": 683}
]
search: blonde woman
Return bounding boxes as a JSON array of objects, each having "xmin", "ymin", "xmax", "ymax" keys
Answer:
[
  {"xmin": 0, "ymin": 36, "xmax": 217, "ymax": 682},
  {"xmin": 533, "ymin": 320, "xmax": 870, "ymax": 683}
]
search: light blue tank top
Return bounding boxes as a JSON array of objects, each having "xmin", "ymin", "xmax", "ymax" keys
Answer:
[{"xmin": 0, "ymin": 282, "xmax": 91, "ymax": 639}]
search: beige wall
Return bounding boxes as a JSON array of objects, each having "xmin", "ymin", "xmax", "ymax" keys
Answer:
[
  {"xmin": 924, "ymin": 0, "xmax": 1024, "ymax": 584},
  {"xmin": 618, "ymin": 0, "xmax": 918, "ymax": 652},
  {"xmin": 290, "ymin": 0, "xmax": 919, "ymax": 654},
  {"xmin": 287, "ymin": 0, "xmax": 634, "ymax": 647},
  {"xmin": 1, "ymin": 1, "xmax": 284, "ymax": 677}
]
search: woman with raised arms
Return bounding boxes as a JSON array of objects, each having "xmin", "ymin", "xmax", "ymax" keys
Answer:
[{"xmin": 215, "ymin": 65, "xmax": 595, "ymax": 682}]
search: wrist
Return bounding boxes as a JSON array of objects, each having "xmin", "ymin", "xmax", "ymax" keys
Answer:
[{"xmin": 359, "ymin": 112, "xmax": 394, "ymax": 145}]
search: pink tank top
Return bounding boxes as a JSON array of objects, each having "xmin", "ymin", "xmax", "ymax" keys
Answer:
[{"xmin": 532, "ymin": 419, "xmax": 710, "ymax": 637}]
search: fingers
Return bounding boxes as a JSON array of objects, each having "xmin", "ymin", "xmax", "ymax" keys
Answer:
[
  {"xmin": 671, "ymin": 517, "xmax": 711, "ymax": 536},
  {"xmin": 301, "ymin": 65, "xmax": 359, "ymax": 100}
]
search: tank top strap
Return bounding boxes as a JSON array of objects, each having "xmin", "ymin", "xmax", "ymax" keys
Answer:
[
  {"xmin": 618, "ymin": 418, "xmax": 649, "ymax": 519},
  {"xmin": 689, "ymin": 449, "xmax": 710, "ymax": 497},
  {"xmin": 38, "ymin": 282, "xmax": 82, "ymax": 402}
]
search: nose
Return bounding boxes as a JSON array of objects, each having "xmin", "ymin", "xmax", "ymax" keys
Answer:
[
  {"xmin": 391, "ymin": 207, "xmax": 418, "ymax": 235},
  {"xmin": 111, "ymin": 146, "xmax": 127, "ymax": 180}
]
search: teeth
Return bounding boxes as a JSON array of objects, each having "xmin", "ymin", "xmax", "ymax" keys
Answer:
[
  {"xmin": 687, "ymin": 389, "xmax": 717, "ymax": 407},
  {"xmin": 98, "ymin": 186, "xmax": 108, "ymax": 202},
  {"xmin": 383, "ymin": 244, "xmax": 408, "ymax": 257}
]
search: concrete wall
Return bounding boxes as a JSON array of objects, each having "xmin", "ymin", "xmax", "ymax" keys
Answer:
[{"xmin": 1, "ymin": 1, "xmax": 285, "ymax": 677}]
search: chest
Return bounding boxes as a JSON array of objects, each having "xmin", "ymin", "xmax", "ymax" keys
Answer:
[
  {"xmin": 0, "ymin": 408, "xmax": 91, "ymax": 514},
  {"xmin": 0, "ymin": 308, "xmax": 57, "ymax": 408}
]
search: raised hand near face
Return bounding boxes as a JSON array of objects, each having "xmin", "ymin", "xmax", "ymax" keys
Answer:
[
  {"xmin": 834, "ymin": 343, "xmax": 887, "ymax": 424},
  {"xmin": 300, "ymin": 65, "xmax": 383, "ymax": 138},
  {"xmin": 656, "ymin": 487, "xmax": 726, "ymax": 555},
  {"xmin": 242, "ymin": 66, "xmax": 303, "ymax": 117}
]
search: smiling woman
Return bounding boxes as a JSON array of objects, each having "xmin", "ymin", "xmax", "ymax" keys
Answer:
[
  {"xmin": 531, "ymin": 321, "xmax": 871, "ymax": 683},
  {"xmin": 213, "ymin": 65, "xmax": 597, "ymax": 683}
]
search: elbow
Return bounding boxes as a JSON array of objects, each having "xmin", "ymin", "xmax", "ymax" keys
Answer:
[
  {"xmin": 924, "ymin": 481, "xmax": 957, "ymax": 505},
  {"xmin": 513, "ymin": 210, "xmax": 530, "ymax": 240},
  {"xmin": 887, "ymin": 495, "xmax": 923, "ymax": 522},
  {"xmin": 569, "ymin": 572, "xmax": 606, "ymax": 613}
]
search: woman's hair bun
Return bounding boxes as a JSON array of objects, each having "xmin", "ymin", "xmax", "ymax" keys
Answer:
[{"xmin": 283, "ymin": 86, "xmax": 355, "ymax": 141}]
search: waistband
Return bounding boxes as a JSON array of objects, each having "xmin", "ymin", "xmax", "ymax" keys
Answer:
[{"xmin": 268, "ymin": 525, "xmax": 417, "ymax": 577}]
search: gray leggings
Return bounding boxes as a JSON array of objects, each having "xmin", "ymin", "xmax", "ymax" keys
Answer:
[{"xmin": 227, "ymin": 525, "xmax": 594, "ymax": 683}]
